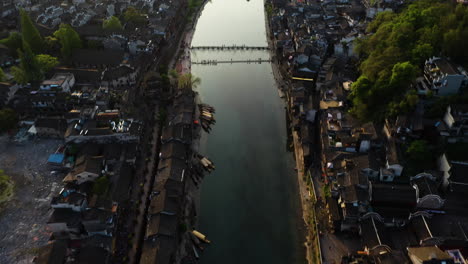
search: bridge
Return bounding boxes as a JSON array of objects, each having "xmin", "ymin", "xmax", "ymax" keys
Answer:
[
  {"xmin": 191, "ymin": 45, "xmax": 270, "ymax": 51},
  {"xmin": 192, "ymin": 58, "xmax": 272, "ymax": 65}
]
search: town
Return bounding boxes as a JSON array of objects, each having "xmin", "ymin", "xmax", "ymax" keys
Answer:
[
  {"xmin": 0, "ymin": 0, "xmax": 213, "ymax": 263},
  {"xmin": 266, "ymin": 0, "xmax": 468, "ymax": 263},
  {"xmin": 0, "ymin": 0, "xmax": 467, "ymax": 264}
]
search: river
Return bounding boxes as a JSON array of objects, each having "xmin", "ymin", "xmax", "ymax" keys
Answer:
[{"xmin": 191, "ymin": 0, "xmax": 305, "ymax": 263}]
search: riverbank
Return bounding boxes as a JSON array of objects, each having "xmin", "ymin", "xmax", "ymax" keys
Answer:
[{"xmin": 264, "ymin": 2, "xmax": 321, "ymax": 264}]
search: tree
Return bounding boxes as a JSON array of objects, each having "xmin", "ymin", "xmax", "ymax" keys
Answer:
[
  {"xmin": 0, "ymin": 32, "xmax": 23, "ymax": 57},
  {"xmin": 11, "ymin": 42, "xmax": 43, "ymax": 84},
  {"xmin": 20, "ymin": 9, "xmax": 44, "ymax": 53},
  {"xmin": 178, "ymin": 73, "xmax": 201, "ymax": 90},
  {"xmin": 406, "ymin": 140, "xmax": 431, "ymax": 174},
  {"xmin": 93, "ymin": 176, "xmax": 109, "ymax": 195},
  {"xmin": 53, "ymin": 24, "xmax": 82, "ymax": 61},
  {"xmin": 0, "ymin": 169, "xmax": 14, "ymax": 204},
  {"xmin": 389, "ymin": 61, "xmax": 417, "ymax": 89},
  {"xmin": 123, "ymin": 7, "xmax": 147, "ymax": 26},
  {"xmin": 36, "ymin": 54, "xmax": 59, "ymax": 73},
  {"xmin": 0, "ymin": 68, "xmax": 5, "ymax": 82},
  {"xmin": 0, "ymin": 108, "xmax": 18, "ymax": 133},
  {"xmin": 44, "ymin": 36, "xmax": 60, "ymax": 52},
  {"xmin": 350, "ymin": 1, "xmax": 468, "ymax": 122},
  {"xmin": 103, "ymin": 16, "xmax": 123, "ymax": 31}
]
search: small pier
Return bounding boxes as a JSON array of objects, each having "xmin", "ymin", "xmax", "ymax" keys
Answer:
[
  {"xmin": 196, "ymin": 154, "xmax": 215, "ymax": 173},
  {"xmin": 192, "ymin": 58, "xmax": 272, "ymax": 65},
  {"xmin": 191, "ymin": 45, "xmax": 269, "ymax": 51},
  {"xmin": 199, "ymin": 104, "xmax": 216, "ymax": 132}
]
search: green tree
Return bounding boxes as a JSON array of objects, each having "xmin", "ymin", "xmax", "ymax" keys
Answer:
[
  {"xmin": 36, "ymin": 54, "xmax": 59, "ymax": 73},
  {"xmin": 411, "ymin": 43, "xmax": 433, "ymax": 64},
  {"xmin": 20, "ymin": 9, "xmax": 44, "ymax": 53},
  {"xmin": 350, "ymin": 1, "xmax": 468, "ymax": 122},
  {"xmin": 0, "ymin": 169, "xmax": 14, "ymax": 204},
  {"xmin": 123, "ymin": 7, "xmax": 147, "ymax": 26},
  {"xmin": 406, "ymin": 140, "xmax": 431, "ymax": 174},
  {"xmin": 44, "ymin": 36, "xmax": 60, "ymax": 52},
  {"xmin": 0, "ymin": 32, "xmax": 23, "ymax": 57},
  {"xmin": 389, "ymin": 61, "xmax": 417, "ymax": 88},
  {"xmin": 103, "ymin": 16, "xmax": 123, "ymax": 31},
  {"xmin": 53, "ymin": 24, "xmax": 82, "ymax": 61},
  {"xmin": 11, "ymin": 42, "xmax": 43, "ymax": 84},
  {"xmin": 0, "ymin": 108, "xmax": 18, "ymax": 133},
  {"xmin": 93, "ymin": 176, "xmax": 109, "ymax": 195},
  {"xmin": 178, "ymin": 73, "xmax": 201, "ymax": 90},
  {"xmin": 0, "ymin": 68, "xmax": 6, "ymax": 82}
]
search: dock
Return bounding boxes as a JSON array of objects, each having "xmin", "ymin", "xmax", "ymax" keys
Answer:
[{"xmin": 199, "ymin": 104, "xmax": 216, "ymax": 132}]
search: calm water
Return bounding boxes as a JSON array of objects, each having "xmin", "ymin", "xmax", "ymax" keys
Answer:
[{"xmin": 192, "ymin": 0, "xmax": 304, "ymax": 263}]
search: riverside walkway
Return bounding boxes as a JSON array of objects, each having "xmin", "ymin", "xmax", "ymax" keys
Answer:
[{"xmin": 191, "ymin": 45, "xmax": 270, "ymax": 50}]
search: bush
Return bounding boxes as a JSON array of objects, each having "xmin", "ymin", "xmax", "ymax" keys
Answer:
[
  {"xmin": 92, "ymin": 176, "xmax": 109, "ymax": 195},
  {"xmin": 0, "ymin": 170, "xmax": 14, "ymax": 204}
]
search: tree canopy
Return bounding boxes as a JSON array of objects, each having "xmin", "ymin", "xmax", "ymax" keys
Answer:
[
  {"xmin": 0, "ymin": 68, "xmax": 6, "ymax": 82},
  {"xmin": 11, "ymin": 42, "xmax": 43, "ymax": 84},
  {"xmin": 36, "ymin": 54, "xmax": 59, "ymax": 73},
  {"xmin": 178, "ymin": 73, "xmax": 201, "ymax": 90},
  {"xmin": 405, "ymin": 140, "xmax": 432, "ymax": 175},
  {"xmin": 0, "ymin": 169, "xmax": 14, "ymax": 204},
  {"xmin": 103, "ymin": 16, "xmax": 123, "ymax": 31},
  {"xmin": 351, "ymin": 1, "xmax": 468, "ymax": 122},
  {"xmin": 93, "ymin": 176, "xmax": 109, "ymax": 195},
  {"xmin": 20, "ymin": 9, "xmax": 44, "ymax": 54},
  {"xmin": 123, "ymin": 7, "xmax": 147, "ymax": 26},
  {"xmin": 0, "ymin": 108, "xmax": 18, "ymax": 133},
  {"xmin": 0, "ymin": 32, "xmax": 23, "ymax": 57},
  {"xmin": 11, "ymin": 43, "xmax": 59, "ymax": 84},
  {"xmin": 53, "ymin": 24, "xmax": 82, "ymax": 61}
]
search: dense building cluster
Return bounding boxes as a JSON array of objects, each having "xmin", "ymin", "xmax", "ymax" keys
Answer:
[
  {"xmin": 268, "ymin": 0, "xmax": 468, "ymax": 263},
  {"xmin": 0, "ymin": 0, "xmax": 209, "ymax": 263}
]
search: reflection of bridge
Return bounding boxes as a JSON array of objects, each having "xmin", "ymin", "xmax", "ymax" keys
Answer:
[
  {"xmin": 192, "ymin": 59, "xmax": 272, "ymax": 65},
  {"xmin": 191, "ymin": 45, "xmax": 270, "ymax": 51}
]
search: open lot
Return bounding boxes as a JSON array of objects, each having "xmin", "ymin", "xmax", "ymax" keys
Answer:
[{"xmin": 0, "ymin": 136, "xmax": 64, "ymax": 263}]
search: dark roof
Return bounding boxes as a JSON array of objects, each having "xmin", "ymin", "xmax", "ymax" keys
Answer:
[
  {"xmin": 102, "ymin": 65, "xmax": 135, "ymax": 80},
  {"xmin": 371, "ymin": 184, "xmax": 416, "ymax": 208},
  {"xmin": 79, "ymin": 234, "xmax": 112, "ymax": 251},
  {"xmin": 360, "ymin": 214, "xmax": 392, "ymax": 253},
  {"xmin": 81, "ymin": 208, "xmax": 112, "ymax": 223},
  {"xmin": 34, "ymin": 240, "xmax": 68, "ymax": 264},
  {"xmin": 51, "ymin": 191, "xmax": 86, "ymax": 206},
  {"xmin": 169, "ymin": 112, "xmax": 192, "ymax": 126},
  {"xmin": 159, "ymin": 141, "xmax": 187, "ymax": 160},
  {"xmin": 146, "ymin": 214, "xmax": 178, "ymax": 238},
  {"xmin": 103, "ymin": 144, "xmax": 122, "ymax": 161},
  {"xmin": 47, "ymin": 208, "xmax": 81, "ymax": 227},
  {"xmin": 72, "ymin": 49, "xmax": 124, "ymax": 67},
  {"xmin": 55, "ymin": 67, "xmax": 102, "ymax": 84},
  {"xmin": 450, "ymin": 163, "xmax": 468, "ymax": 184},
  {"xmin": 73, "ymin": 156, "xmax": 104, "ymax": 175},
  {"xmin": 76, "ymin": 246, "xmax": 111, "ymax": 264},
  {"xmin": 434, "ymin": 58, "xmax": 459, "ymax": 75},
  {"xmin": 35, "ymin": 118, "xmax": 68, "ymax": 131},
  {"xmin": 140, "ymin": 237, "xmax": 176, "ymax": 264},
  {"xmin": 411, "ymin": 175, "xmax": 439, "ymax": 197},
  {"xmin": 148, "ymin": 190, "xmax": 180, "ymax": 215},
  {"xmin": 340, "ymin": 185, "xmax": 368, "ymax": 203},
  {"xmin": 112, "ymin": 163, "xmax": 133, "ymax": 203},
  {"xmin": 408, "ymin": 213, "xmax": 436, "ymax": 245},
  {"xmin": 157, "ymin": 158, "xmax": 186, "ymax": 183},
  {"xmin": 161, "ymin": 124, "xmax": 192, "ymax": 144}
]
